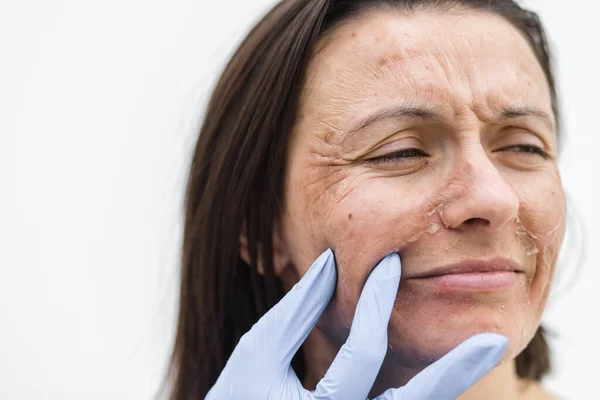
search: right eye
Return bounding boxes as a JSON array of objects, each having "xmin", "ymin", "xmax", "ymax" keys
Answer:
[{"xmin": 365, "ymin": 148, "xmax": 429, "ymax": 165}]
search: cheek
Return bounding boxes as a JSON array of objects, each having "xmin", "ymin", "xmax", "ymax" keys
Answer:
[
  {"xmin": 515, "ymin": 170, "xmax": 566, "ymax": 242},
  {"xmin": 316, "ymin": 176, "xmax": 442, "ymax": 315},
  {"xmin": 284, "ymin": 156, "xmax": 438, "ymax": 269},
  {"xmin": 512, "ymin": 169, "xmax": 566, "ymax": 308},
  {"xmin": 282, "ymin": 161, "xmax": 352, "ymax": 267}
]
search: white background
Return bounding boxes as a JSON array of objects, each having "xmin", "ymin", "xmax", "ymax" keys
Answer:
[{"xmin": 1, "ymin": 0, "xmax": 598, "ymax": 399}]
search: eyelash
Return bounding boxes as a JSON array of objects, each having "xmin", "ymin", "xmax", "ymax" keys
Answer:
[
  {"xmin": 496, "ymin": 144, "xmax": 550, "ymax": 159},
  {"xmin": 366, "ymin": 148, "xmax": 428, "ymax": 165},
  {"xmin": 367, "ymin": 144, "xmax": 550, "ymax": 165}
]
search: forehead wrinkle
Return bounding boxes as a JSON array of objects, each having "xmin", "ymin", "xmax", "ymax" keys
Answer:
[
  {"xmin": 299, "ymin": 11, "xmax": 552, "ymax": 145},
  {"xmin": 312, "ymin": 56, "xmax": 544, "ymax": 140}
]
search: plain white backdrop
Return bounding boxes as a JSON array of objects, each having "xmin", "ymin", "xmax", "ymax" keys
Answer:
[{"xmin": 1, "ymin": 0, "xmax": 598, "ymax": 399}]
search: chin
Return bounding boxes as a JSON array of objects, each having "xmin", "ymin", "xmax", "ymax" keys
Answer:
[{"xmin": 385, "ymin": 298, "xmax": 539, "ymax": 369}]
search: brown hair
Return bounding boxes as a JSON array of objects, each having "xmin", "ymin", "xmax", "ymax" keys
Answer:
[{"xmin": 164, "ymin": 0, "xmax": 560, "ymax": 398}]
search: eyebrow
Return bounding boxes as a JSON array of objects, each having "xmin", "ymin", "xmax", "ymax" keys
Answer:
[
  {"xmin": 343, "ymin": 104, "xmax": 554, "ymax": 142},
  {"xmin": 498, "ymin": 107, "xmax": 555, "ymax": 130},
  {"xmin": 343, "ymin": 105, "xmax": 443, "ymax": 142}
]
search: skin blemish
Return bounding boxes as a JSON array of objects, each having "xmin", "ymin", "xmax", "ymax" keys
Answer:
[
  {"xmin": 406, "ymin": 235, "xmax": 419, "ymax": 243},
  {"xmin": 514, "ymin": 213, "xmax": 540, "ymax": 256},
  {"xmin": 348, "ymin": 213, "xmax": 353, "ymax": 220},
  {"xmin": 438, "ymin": 209, "xmax": 450, "ymax": 229},
  {"xmin": 514, "ymin": 211, "xmax": 565, "ymax": 257},
  {"xmin": 392, "ymin": 221, "xmax": 441, "ymax": 250},
  {"xmin": 426, "ymin": 203, "xmax": 444, "ymax": 216},
  {"xmin": 426, "ymin": 223, "xmax": 440, "ymax": 234},
  {"xmin": 425, "ymin": 203, "xmax": 450, "ymax": 228}
]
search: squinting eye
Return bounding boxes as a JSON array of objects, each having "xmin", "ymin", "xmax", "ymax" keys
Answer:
[
  {"xmin": 366, "ymin": 148, "xmax": 428, "ymax": 165},
  {"xmin": 496, "ymin": 144, "xmax": 550, "ymax": 159}
]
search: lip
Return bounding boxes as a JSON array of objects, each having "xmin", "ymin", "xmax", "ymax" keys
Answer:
[{"xmin": 405, "ymin": 257, "xmax": 524, "ymax": 291}]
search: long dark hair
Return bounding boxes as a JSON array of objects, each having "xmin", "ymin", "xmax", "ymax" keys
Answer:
[{"xmin": 164, "ymin": 1, "xmax": 560, "ymax": 398}]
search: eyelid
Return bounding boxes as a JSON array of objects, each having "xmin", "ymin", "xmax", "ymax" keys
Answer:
[
  {"xmin": 366, "ymin": 135, "xmax": 425, "ymax": 157},
  {"xmin": 500, "ymin": 125, "xmax": 554, "ymax": 151}
]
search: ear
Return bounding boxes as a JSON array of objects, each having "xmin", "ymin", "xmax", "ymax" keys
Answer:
[{"xmin": 239, "ymin": 221, "xmax": 291, "ymax": 276}]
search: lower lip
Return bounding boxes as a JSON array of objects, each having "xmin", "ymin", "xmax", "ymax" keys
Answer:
[{"xmin": 413, "ymin": 271, "xmax": 520, "ymax": 291}]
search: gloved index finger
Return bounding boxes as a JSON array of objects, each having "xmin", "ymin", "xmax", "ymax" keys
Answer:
[
  {"xmin": 313, "ymin": 252, "xmax": 401, "ymax": 400},
  {"xmin": 236, "ymin": 248, "xmax": 337, "ymax": 372}
]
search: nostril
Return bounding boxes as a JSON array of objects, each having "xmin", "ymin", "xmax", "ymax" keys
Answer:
[{"xmin": 464, "ymin": 217, "xmax": 490, "ymax": 226}]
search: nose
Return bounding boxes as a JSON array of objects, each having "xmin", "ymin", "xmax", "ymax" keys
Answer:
[{"xmin": 439, "ymin": 148, "xmax": 519, "ymax": 233}]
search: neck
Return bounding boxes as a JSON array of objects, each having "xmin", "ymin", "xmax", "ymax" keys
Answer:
[
  {"xmin": 457, "ymin": 361, "xmax": 519, "ymax": 400},
  {"xmin": 301, "ymin": 327, "xmax": 539, "ymax": 400}
]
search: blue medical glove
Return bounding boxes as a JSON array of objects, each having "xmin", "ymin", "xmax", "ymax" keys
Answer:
[{"xmin": 206, "ymin": 249, "xmax": 508, "ymax": 400}]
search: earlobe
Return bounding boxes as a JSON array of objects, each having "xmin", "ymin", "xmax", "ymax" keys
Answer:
[
  {"xmin": 239, "ymin": 233, "xmax": 258, "ymax": 271},
  {"xmin": 272, "ymin": 223, "xmax": 300, "ymax": 293},
  {"xmin": 239, "ymin": 221, "xmax": 291, "ymax": 276}
]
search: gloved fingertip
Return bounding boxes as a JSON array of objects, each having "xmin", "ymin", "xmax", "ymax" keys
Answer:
[
  {"xmin": 298, "ymin": 248, "xmax": 336, "ymax": 286},
  {"xmin": 370, "ymin": 252, "xmax": 402, "ymax": 283},
  {"xmin": 465, "ymin": 332, "xmax": 509, "ymax": 362}
]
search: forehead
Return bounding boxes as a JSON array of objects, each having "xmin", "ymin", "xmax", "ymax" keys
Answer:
[{"xmin": 301, "ymin": 9, "xmax": 552, "ymax": 129}]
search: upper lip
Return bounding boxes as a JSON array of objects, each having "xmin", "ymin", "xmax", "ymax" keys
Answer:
[{"xmin": 405, "ymin": 257, "xmax": 524, "ymax": 279}]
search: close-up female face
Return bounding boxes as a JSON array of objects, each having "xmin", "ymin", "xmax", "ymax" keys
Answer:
[{"xmin": 279, "ymin": 7, "xmax": 566, "ymax": 369}]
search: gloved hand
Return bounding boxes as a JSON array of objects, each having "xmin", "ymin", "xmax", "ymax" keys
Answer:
[{"xmin": 206, "ymin": 249, "xmax": 508, "ymax": 400}]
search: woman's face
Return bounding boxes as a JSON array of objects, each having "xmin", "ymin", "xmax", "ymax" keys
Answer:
[{"xmin": 279, "ymin": 9, "xmax": 565, "ymax": 369}]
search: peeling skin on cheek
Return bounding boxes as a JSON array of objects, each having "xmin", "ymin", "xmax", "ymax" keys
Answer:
[
  {"xmin": 514, "ymin": 210, "xmax": 564, "ymax": 304},
  {"xmin": 513, "ymin": 212, "xmax": 563, "ymax": 256}
]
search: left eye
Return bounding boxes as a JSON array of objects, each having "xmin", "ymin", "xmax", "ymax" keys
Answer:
[{"xmin": 496, "ymin": 144, "xmax": 550, "ymax": 159}]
